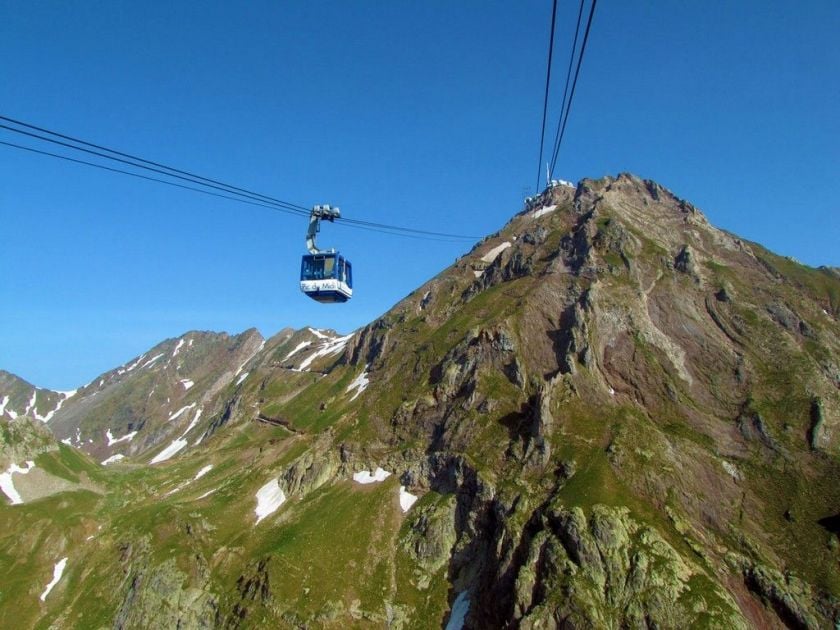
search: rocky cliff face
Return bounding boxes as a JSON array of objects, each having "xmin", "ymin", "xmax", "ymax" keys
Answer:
[{"xmin": 1, "ymin": 174, "xmax": 838, "ymax": 629}]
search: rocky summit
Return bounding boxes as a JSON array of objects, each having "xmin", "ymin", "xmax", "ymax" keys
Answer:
[{"xmin": 1, "ymin": 173, "xmax": 838, "ymax": 629}]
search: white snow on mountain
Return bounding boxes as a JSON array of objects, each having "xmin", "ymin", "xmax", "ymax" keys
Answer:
[
  {"xmin": 141, "ymin": 353, "xmax": 165, "ymax": 369},
  {"xmin": 106, "ymin": 429, "xmax": 138, "ymax": 446},
  {"xmin": 125, "ymin": 354, "xmax": 146, "ymax": 373},
  {"xmin": 194, "ymin": 465, "xmax": 213, "ymax": 480},
  {"xmin": 254, "ymin": 478, "xmax": 286, "ymax": 524},
  {"xmin": 283, "ymin": 341, "xmax": 312, "ymax": 361},
  {"xmin": 481, "ymin": 241, "xmax": 511, "ymax": 264},
  {"xmin": 150, "ymin": 438, "xmax": 188, "ymax": 464},
  {"xmin": 346, "ymin": 366, "xmax": 370, "ymax": 401},
  {"xmin": 24, "ymin": 390, "xmax": 37, "ymax": 415},
  {"xmin": 172, "ymin": 338, "xmax": 185, "ymax": 357},
  {"xmin": 168, "ymin": 403, "xmax": 196, "ymax": 422},
  {"xmin": 151, "ymin": 407, "xmax": 203, "ymax": 464},
  {"xmin": 39, "ymin": 557, "xmax": 68, "ymax": 601},
  {"xmin": 399, "ymin": 486, "xmax": 418, "ymax": 512},
  {"xmin": 298, "ymin": 334, "xmax": 354, "ymax": 371},
  {"xmin": 473, "ymin": 241, "xmax": 512, "ymax": 277},
  {"xmin": 352, "ymin": 467, "xmax": 391, "ymax": 484},
  {"xmin": 532, "ymin": 204, "xmax": 557, "ymax": 219},
  {"xmin": 0, "ymin": 460, "xmax": 36, "ymax": 504}
]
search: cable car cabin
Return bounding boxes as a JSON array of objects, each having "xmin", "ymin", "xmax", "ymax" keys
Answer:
[{"xmin": 300, "ymin": 253, "xmax": 353, "ymax": 303}]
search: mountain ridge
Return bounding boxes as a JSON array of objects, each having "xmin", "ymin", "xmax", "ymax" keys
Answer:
[{"xmin": 1, "ymin": 173, "xmax": 838, "ymax": 628}]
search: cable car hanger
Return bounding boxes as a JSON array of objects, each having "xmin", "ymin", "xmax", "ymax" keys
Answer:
[{"xmin": 299, "ymin": 205, "xmax": 354, "ymax": 304}]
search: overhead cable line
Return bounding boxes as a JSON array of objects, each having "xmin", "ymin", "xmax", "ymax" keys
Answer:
[
  {"xmin": 546, "ymin": 0, "xmax": 586, "ymax": 178},
  {"xmin": 0, "ymin": 139, "xmax": 305, "ymax": 217},
  {"xmin": 337, "ymin": 216, "xmax": 479, "ymax": 240},
  {"xmin": 0, "ymin": 116, "xmax": 480, "ymax": 241},
  {"xmin": 0, "ymin": 122, "xmax": 310, "ymax": 215},
  {"xmin": 1, "ymin": 138, "xmax": 475, "ymax": 244},
  {"xmin": 0, "ymin": 114, "xmax": 311, "ymax": 213},
  {"xmin": 534, "ymin": 0, "xmax": 559, "ymax": 195},
  {"xmin": 549, "ymin": 0, "xmax": 597, "ymax": 178}
]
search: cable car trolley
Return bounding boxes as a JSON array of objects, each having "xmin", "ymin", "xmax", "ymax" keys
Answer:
[{"xmin": 299, "ymin": 204, "xmax": 353, "ymax": 303}]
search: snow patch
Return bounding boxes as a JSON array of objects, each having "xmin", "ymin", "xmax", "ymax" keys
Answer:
[
  {"xmin": 24, "ymin": 390, "xmax": 37, "ymax": 416},
  {"xmin": 34, "ymin": 387, "xmax": 78, "ymax": 423},
  {"xmin": 298, "ymin": 333, "xmax": 354, "ymax": 371},
  {"xmin": 196, "ymin": 488, "xmax": 216, "ymax": 500},
  {"xmin": 353, "ymin": 467, "xmax": 391, "ymax": 484},
  {"xmin": 125, "ymin": 354, "xmax": 145, "ymax": 372},
  {"xmin": 254, "ymin": 478, "xmax": 286, "ymax": 524},
  {"xmin": 283, "ymin": 341, "xmax": 312, "ymax": 361},
  {"xmin": 308, "ymin": 327, "xmax": 328, "ymax": 339},
  {"xmin": 61, "ymin": 438, "xmax": 73, "ymax": 446},
  {"xmin": 346, "ymin": 365, "xmax": 370, "ymax": 401},
  {"xmin": 0, "ymin": 395, "xmax": 9, "ymax": 416},
  {"xmin": 472, "ymin": 241, "xmax": 512, "ymax": 277},
  {"xmin": 445, "ymin": 591, "xmax": 470, "ymax": 630},
  {"xmin": 0, "ymin": 460, "xmax": 35, "ymax": 504},
  {"xmin": 481, "ymin": 241, "xmax": 511, "ymax": 264},
  {"xmin": 608, "ymin": 387, "xmax": 615, "ymax": 396},
  {"xmin": 164, "ymin": 466, "xmax": 211, "ymax": 496},
  {"xmin": 150, "ymin": 438, "xmax": 188, "ymax": 464},
  {"xmin": 172, "ymin": 338, "xmax": 185, "ymax": 357},
  {"xmin": 194, "ymin": 465, "xmax": 213, "ymax": 480},
  {"xmin": 106, "ymin": 429, "xmax": 138, "ymax": 446},
  {"xmin": 39, "ymin": 557, "xmax": 68, "ymax": 601},
  {"xmin": 235, "ymin": 372, "xmax": 249, "ymax": 386},
  {"xmin": 101, "ymin": 454, "xmax": 125, "ymax": 466},
  {"xmin": 179, "ymin": 379, "xmax": 194, "ymax": 390},
  {"xmin": 168, "ymin": 403, "xmax": 196, "ymax": 422},
  {"xmin": 141, "ymin": 353, "xmax": 165, "ymax": 369},
  {"xmin": 531, "ymin": 204, "xmax": 557, "ymax": 219},
  {"xmin": 151, "ymin": 407, "xmax": 203, "ymax": 464},
  {"xmin": 183, "ymin": 408, "xmax": 203, "ymax": 434},
  {"xmin": 399, "ymin": 486, "xmax": 418, "ymax": 512}
]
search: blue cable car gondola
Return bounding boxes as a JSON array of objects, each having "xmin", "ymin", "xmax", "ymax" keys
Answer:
[{"xmin": 299, "ymin": 205, "xmax": 353, "ymax": 303}]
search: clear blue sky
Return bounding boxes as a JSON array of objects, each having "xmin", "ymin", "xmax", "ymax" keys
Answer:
[{"xmin": 1, "ymin": 1, "xmax": 837, "ymax": 390}]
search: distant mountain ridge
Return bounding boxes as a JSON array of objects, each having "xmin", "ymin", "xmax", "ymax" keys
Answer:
[
  {"xmin": 1, "ymin": 173, "xmax": 838, "ymax": 629},
  {"xmin": 1, "ymin": 326, "xmax": 361, "ymax": 466},
  {"xmin": 0, "ymin": 370, "xmax": 75, "ymax": 424}
]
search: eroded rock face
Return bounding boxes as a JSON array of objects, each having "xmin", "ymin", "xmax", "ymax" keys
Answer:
[
  {"xmin": 348, "ymin": 173, "xmax": 840, "ymax": 628},
  {"xmin": 115, "ymin": 556, "xmax": 218, "ymax": 630},
  {"xmin": 512, "ymin": 505, "xmax": 747, "ymax": 629}
]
